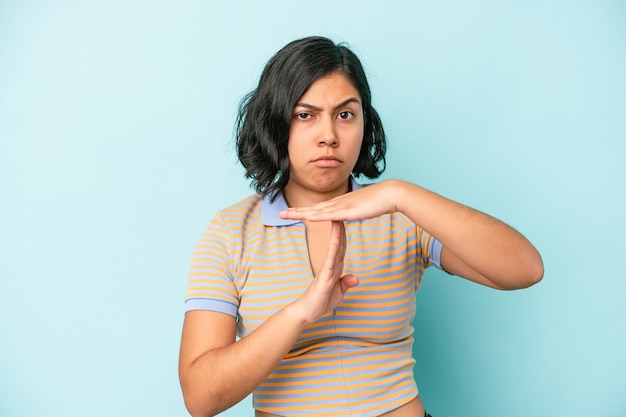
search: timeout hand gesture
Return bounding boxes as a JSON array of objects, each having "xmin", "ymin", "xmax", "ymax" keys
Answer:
[{"xmin": 279, "ymin": 181, "xmax": 405, "ymax": 325}]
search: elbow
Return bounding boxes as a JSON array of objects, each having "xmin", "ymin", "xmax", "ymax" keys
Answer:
[
  {"xmin": 524, "ymin": 249, "xmax": 544, "ymax": 287},
  {"xmin": 183, "ymin": 396, "xmax": 217, "ymax": 417},
  {"xmin": 517, "ymin": 262, "xmax": 543, "ymax": 289},
  {"xmin": 530, "ymin": 257, "xmax": 544, "ymax": 286},
  {"xmin": 181, "ymin": 385, "xmax": 220, "ymax": 417},
  {"xmin": 505, "ymin": 252, "xmax": 544, "ymax": 290}
]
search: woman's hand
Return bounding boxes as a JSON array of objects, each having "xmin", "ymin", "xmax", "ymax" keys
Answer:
[
  {"xmin": 279, "ymin": 180, "xmax": 401, "ymax": 222},
  {"xmin": 291, "ymin": 221, "xmax": 359, "ymax": 325}
]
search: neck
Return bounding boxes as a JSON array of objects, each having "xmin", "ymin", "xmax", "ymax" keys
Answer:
[{"xmin": 283, "ymin": 178, "xmax": 351, "ymax": 208}]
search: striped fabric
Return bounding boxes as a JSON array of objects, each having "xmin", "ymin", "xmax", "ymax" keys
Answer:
[{"xmin": 185, "ymin": 179, "xmax": 441, "ymax": 416}]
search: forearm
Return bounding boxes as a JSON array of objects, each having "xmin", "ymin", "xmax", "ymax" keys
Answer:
[
  {"xmin": 181, "ymin": 304, "xmax": 308, "ymax": 417},
  {"xmin": 392, "ymin": 180, "xmax": 543, "ymax": 289}
]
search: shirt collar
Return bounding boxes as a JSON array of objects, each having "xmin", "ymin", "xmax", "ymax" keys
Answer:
[{"xmin": 261, "ymin": 177, "xmax": 364, "ymax": 226}]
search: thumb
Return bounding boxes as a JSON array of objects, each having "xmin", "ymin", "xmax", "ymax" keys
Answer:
[{"xmin": 340, "ymin": 274, "xmax": 359, "ymax": 294}]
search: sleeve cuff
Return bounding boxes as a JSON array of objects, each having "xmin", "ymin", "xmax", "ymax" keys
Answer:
[
  {"xmin": 184, "ymin": 298, "xmax": 238, "ymax": 317},
  {"xmin": 429, "ymin": 237, "xmax": 444, "ymax": 270}
]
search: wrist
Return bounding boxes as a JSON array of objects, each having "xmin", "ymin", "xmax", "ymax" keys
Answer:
[
  {"xmin": 284, "ymin": 300, "xmax": 314, "ymax": 328},
  {"xmin": 384, "ymin": 179, "xmax": 413, "ymax": 214}
]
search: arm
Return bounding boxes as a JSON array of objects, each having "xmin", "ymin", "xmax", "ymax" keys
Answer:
[
  {"xmin": 394, "ymin": 181, "xmax": 543, "ymax": 289},
  {"xmin": 179, "ymin": 221, "xmax": 359, "ymax": 417},
  {"xmin": 179, "ymin": 307, "xmax": 307, "ymax": 417},
  {"xmin": 279, "ymin": 180, "xmax": 543, "ymax": 290}
]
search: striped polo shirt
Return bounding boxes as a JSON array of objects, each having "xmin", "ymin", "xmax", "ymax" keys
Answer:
[{"xmin": 185, "ymin": 178, "xmax": 442, "ymax": 416}]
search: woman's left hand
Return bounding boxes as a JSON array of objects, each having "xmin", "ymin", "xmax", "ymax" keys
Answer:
[{"xmin": 279, "ymin": 180, "xmax": 401, "ymax": 222}]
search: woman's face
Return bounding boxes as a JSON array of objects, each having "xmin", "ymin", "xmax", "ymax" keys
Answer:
[{"xmin": 285, "ymin": 72, "xmax": 364, "ymax": 200}]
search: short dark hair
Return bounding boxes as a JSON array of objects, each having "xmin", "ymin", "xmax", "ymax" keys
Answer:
[{"xmin": 235, "ymin": 36, "xmax": 386, "ymax": 198}]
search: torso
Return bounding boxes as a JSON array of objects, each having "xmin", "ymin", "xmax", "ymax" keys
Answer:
[
  {"xmin": 206, "ymin": 194, "xmax": 434, "ymax": 415},
  {"xmin": 255, "ymin": 222, "xmax": 426, "ymax": 417},
  {"xmin": 253, "ymin": 221, "xmax": 426, "ymax": 417}
]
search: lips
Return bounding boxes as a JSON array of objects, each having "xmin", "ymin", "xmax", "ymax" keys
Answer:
[
  {"xmin": 313, "ymin": 155, "xmax": 340, "ymax": 162},
  {"xmin": 312, "ymin": 155, "xmax": 342, "ymax": 167}
]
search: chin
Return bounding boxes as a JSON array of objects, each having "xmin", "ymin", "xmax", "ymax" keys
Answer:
[{"xmin": 312, "ymin": 176, "xmax": 350, "ymax": 193}]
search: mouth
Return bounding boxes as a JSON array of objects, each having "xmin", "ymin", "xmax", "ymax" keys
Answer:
[
  {"xmin": 312, "ymin": 155, "xmax": 342, "ymax": 167},
  {"xmin": 313, "ymin": 155, "xmax": 341, "ymax": 162}
]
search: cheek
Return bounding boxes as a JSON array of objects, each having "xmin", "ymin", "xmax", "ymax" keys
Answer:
[
  {"xmin": 286, "ymin": 136, "xmax": 297, "ymax": 159},
  {"xmin": 286, "ymin": 125, "xmax": 310, "ymax": 158},
  {"xmin": 286, "ymin": 137, "xmax": 303, "ymax": 169},
  {"xmin": 287, "ymin": 124, "xmax": 303, "ymax": 147},
  {"xmin": 352, "ymin": 127, "xmax": 365, "ymax": 153}
]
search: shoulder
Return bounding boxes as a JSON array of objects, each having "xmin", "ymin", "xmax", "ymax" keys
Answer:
[{"xmin": 213, "ymin": 193, "xmax": 264, "ymax": 223}]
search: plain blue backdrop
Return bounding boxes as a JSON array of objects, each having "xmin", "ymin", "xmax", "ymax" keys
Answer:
[{"xmin": 1, "ymin": 1, "xmax": 624, "ymax": 416}]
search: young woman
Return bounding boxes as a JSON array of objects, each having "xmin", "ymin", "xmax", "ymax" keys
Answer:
[{"xmin": 179, "ymin": 36, "xmax": 543, "ymax": 417}]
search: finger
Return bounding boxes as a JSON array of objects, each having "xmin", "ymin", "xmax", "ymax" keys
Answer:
[
  {"xmin": 340, "ymin": 274, "xmax": 359, "ymax": 294},
  {"xmin": 320, "ymin": 221, "xmax": 343, "ymax": 277},
  {"xmin": 279, "ymin": 207, "xmax": 337, "ymax": 221},
  {"xmin": 335, "ymin": 220, "xmax": 346, "ymax": 263},
  {"xmin": 330, "ymin": 221, "xmax": 346, "ymax": 267},
  {"xmin": 318, "ymin": 221, "xmax": 346, "ymax": 281},
  {"xmin": 279, "ymin": 199, "xmax": 348, "ymax": 221}
]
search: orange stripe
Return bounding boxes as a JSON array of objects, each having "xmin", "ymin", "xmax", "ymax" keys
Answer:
[
  {"xmin": 257, "ymin": 382, "xmax": 415, "ymax": 409},
  {"xmin": 258, "ymin": 378, "xmax": 414, "ymax": 400}
]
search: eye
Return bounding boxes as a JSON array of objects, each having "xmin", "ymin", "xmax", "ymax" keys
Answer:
[
  {"xmin": 337, "ymin": 111, "xmax": 354, "ymax": 120},
  {"xmin": 295, "ymin": 112, "xmax": 312, "ymax": 120}
]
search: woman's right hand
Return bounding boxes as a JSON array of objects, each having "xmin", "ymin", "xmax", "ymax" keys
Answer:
[{"xmin": 291, "ymin": 221, "xmax": 359, "ymax": 325}]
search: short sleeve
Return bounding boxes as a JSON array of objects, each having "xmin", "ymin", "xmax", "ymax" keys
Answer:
[
  {"xmin": 417, "ymin": 227, "xmax": 444, "ymax": 270},
  {"xmin": 427, "ymin": 237, "xmax": 443, "ymax": 269},
  {"xmin": 184, "ymin": 213, "xmax": 239, "ymax": 317}
]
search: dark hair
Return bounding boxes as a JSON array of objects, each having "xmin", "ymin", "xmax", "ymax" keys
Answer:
[{"xmin": 235, "ymin": 36, "xmax": 386, "ymax": 198}]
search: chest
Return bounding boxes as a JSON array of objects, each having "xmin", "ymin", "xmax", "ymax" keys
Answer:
[
  {"xmin": 232, "ymin": 218, "xmax": 426, "ymax": 341},
  {"xmin": 302, "ymin": 220, "xmax": 331, "ymax": 277}
]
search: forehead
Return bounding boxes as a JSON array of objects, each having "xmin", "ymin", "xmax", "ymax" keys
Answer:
[{"xmin": 297, "ymin": 72, "xmax": 362, "ymax": 105}]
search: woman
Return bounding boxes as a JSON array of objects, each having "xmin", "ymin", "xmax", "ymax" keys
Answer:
[{"xmin": 179, "ymin": 36, "xmax": 543, "ymax": 417}]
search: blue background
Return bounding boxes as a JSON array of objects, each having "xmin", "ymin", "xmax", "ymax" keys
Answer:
[{"xmin": 1, "ymin": 1, "xmax": 624, "ymax": 416}]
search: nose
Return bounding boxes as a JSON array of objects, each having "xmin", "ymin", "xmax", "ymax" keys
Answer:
[
  {"xmin": 318, "ymin": 117, "xmax": 338, "ymax": 147},
  {"xmin": 319, "ymin": 137, "xmax": 338, "ymax": 147}
]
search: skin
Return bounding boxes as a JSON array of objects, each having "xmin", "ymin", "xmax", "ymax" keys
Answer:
[{"xmin": 179, "ymin": 72, "xmax": 544, "ymax": 417}]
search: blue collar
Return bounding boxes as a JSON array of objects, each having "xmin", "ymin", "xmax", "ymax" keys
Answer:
[{"xmin": 261, "ymin": 177, "xmax": 364, "ymax": 226}]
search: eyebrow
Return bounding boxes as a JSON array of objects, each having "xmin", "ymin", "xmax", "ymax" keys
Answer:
[{"xmin": 294, "ymin": 97, "xmax": 361, "ymax": 112}]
